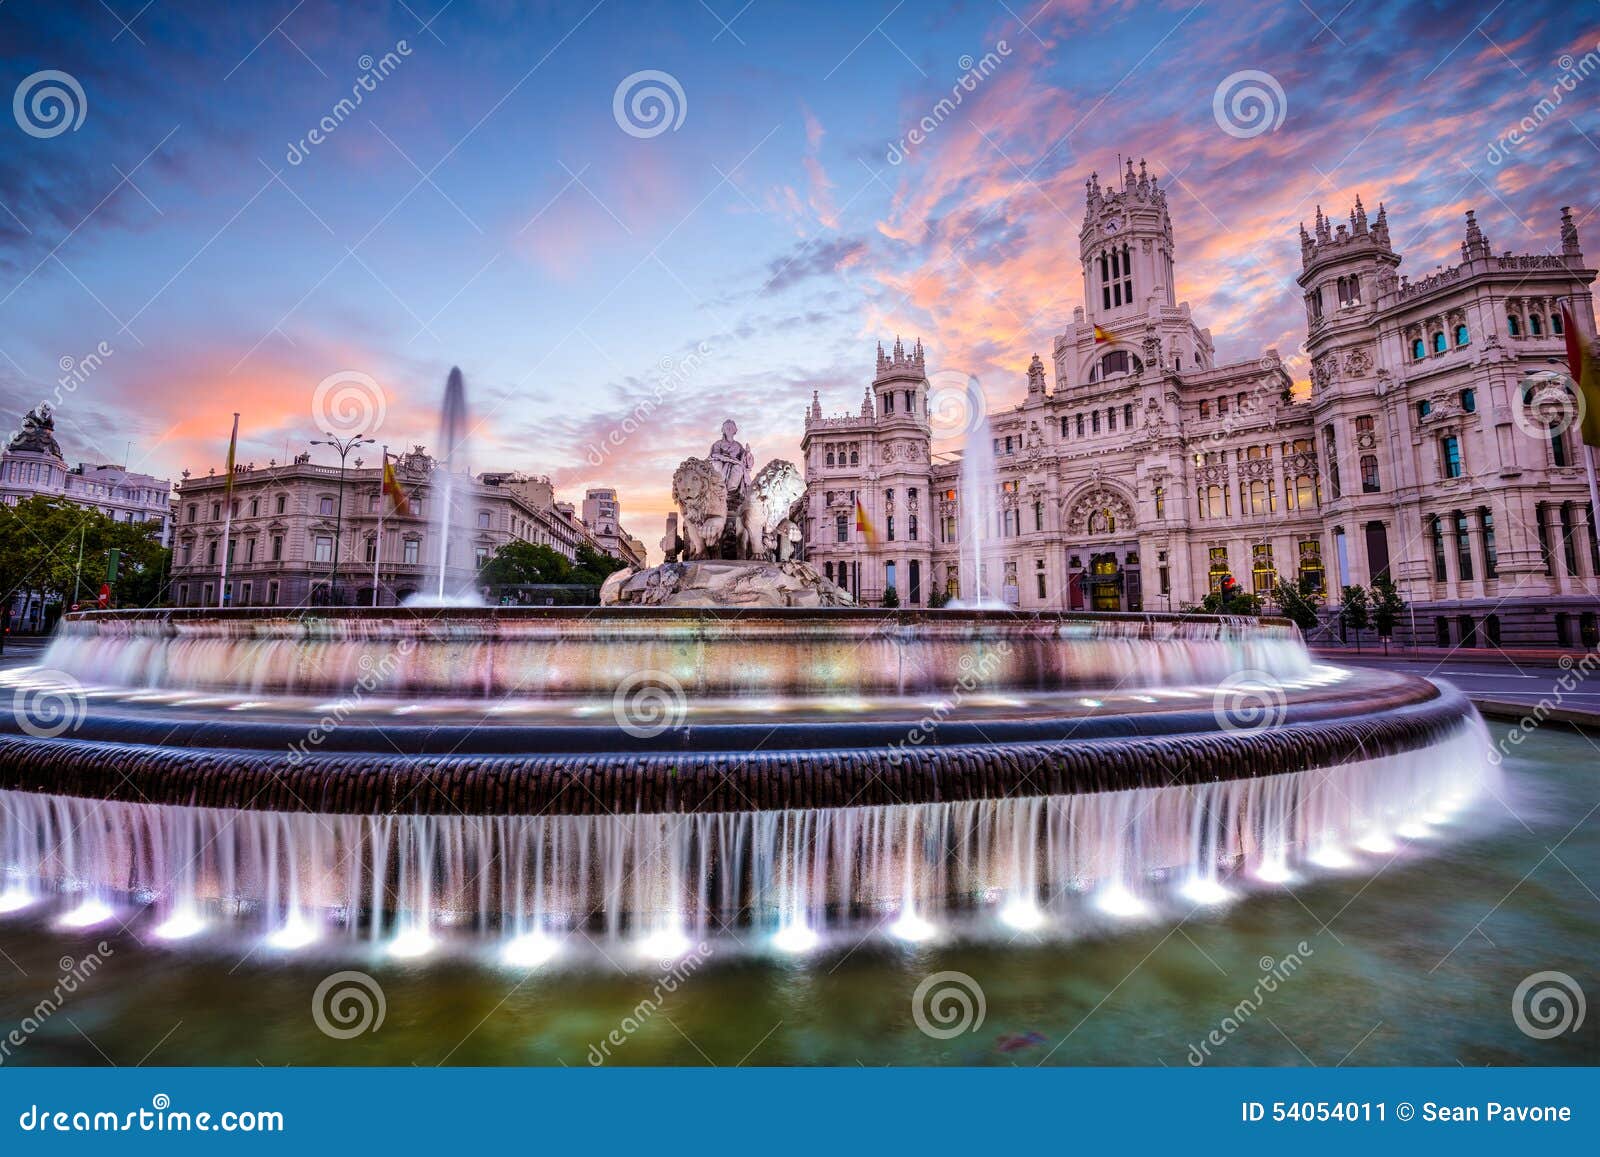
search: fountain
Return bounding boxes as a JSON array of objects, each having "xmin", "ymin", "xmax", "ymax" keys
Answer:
[
  {"xmin": 406, "ymin": 366, "xmax": 481, "ymax": 607},
  {"xmin": 0, "ymin": 414, "xmax": 1496, "ymax": 965},
  {"xmin": 952, "ymin": 375, "xmax": 1003, "ymax": 607}
]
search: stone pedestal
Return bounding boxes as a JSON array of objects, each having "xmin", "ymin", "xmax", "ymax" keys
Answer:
[{"xmin": 599, "ymin": 560, "xmax": 855, "ymax": 608}]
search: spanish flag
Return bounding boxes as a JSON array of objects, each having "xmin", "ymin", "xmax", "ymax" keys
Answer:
[
  {"xmin": 382, "ymin": 451, "xmax": 412, "ymax": 516},
  {"xmin": 1093, "ymin": 324, "xmax": 1115, "ymax": 345},
  {"xmin": 855, "ymin": 498, "xmax": 877, "ymax": 544},
  {"xmin": 223, "ymin": 412, "xmax": 239, "ymax": 500},
  {"xmin": 1560, "ymin": 304, "xmax": 1600, "ymax": 448}
]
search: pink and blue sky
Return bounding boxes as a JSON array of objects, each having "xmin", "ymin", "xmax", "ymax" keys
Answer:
[{"xmin": 1, "ymin": 0, "xmax": 1595, "ymax": 549}]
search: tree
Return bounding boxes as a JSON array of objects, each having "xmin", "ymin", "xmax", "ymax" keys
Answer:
[
  {"xmin": 881, "ymin": 586, "xmax": 901, "ymax": 608},
  {"xmin": 479, "ymin": 540, "xmax": 628, "ymax": 592},
  {"xmin": 1368, "ymin": 574, "xmax": 1406, "ymax": 655},
  {"xmin": 1270, "ymin": 578, "xmax": 1322, "ymax": 634},
  {"xmin": 570, "ymin": 542, "xmax": 628, "ymax": 587},
  {"xmin": 1197, "ymin": 575, "xmax": 1261, "ymax": 616},
  {"xmin": 479, "ymin": 541, "xmax": 573, "ymax": 587},
  {"xmin": 927, "ymin": 588, "xmax": 950, "ymax": 609},
  {"xmin": 1339, "ymin": 584, "xmax": 1372, "ymax": 652},
  {"xmin": 0, "ymin": 497, "xmax": 168, "ymax": 645}
]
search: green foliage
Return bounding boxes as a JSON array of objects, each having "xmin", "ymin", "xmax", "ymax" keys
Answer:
[
  {"xmin": 1340, "ymin": 584, "xmax": 1372, "ymax": 651},
  {"xmin": 479, "ymin": 539, "xmax": 627, "ymax": 589},
  {"xmin": 0, "ymin": 496, "xmax": 169, "ymax": 616},
  {"xmin": 1368, "ymin": 574, "xmax": 1405, "ymax": 639},
  {"xmin": 1271, "ymin": 579, "xmax": 1322, "ymax": 633},
  {"xmin": 1197, "ymin": 579, "xmax": 1261, "ymax": 616},
  {"xmin": 881, "ymin": 586, "xmax": 901, "ymax": 608},
  {"xmin": 927, "ymin": 588, "xmax": 950, "ymax": 609},
  {"xmin": 571, "ymin": 541, "xmax": 628, "ymax": 586}
]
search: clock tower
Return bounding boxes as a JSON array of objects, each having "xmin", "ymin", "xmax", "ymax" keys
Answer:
[{"xmin": 1055, "ymin": 157, "xmax": 1215, "ymax": 390}]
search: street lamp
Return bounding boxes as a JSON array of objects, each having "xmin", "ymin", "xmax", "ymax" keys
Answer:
[{"xmin": 310, "ymin": 433, "xmax": 374, "ymax": 604}]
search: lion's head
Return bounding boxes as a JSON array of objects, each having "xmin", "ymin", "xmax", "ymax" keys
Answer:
[
  {"xmin": 750, "ymin": 459, "xmax": 806, "ymax": 524},
  {"xmin": 672, "ymin": 457, "xmax": 728, "ymax": 520}
]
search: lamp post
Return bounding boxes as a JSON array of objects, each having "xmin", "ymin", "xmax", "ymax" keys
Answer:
[{"xmin": 310, "ymin": 433, "xmax": 374, "ymax": 604}]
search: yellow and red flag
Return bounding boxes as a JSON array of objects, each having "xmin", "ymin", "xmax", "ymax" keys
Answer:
[
  {"xmin": 1093, "ymin": 324, "xmax": 1115, "ymax": 345},
  {"xmin": 382, "ymin": 452, "xmax": 412, "ymax": 516},
  {"xmin": 223, "ymin": 412, "xmax": 239, "ymax": 500},
  {"xmin": 855, "ymin": 499, "xmax": 877, "ymax": 544},
  {"xmin": 1560, "ymin": 304, "xmax": 1600, "ymax": 448}
]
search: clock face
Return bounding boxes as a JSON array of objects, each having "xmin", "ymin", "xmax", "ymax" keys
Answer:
[{"xmin": 1103, "ymin": 215, "xmax": 1124, "ymax": 234}]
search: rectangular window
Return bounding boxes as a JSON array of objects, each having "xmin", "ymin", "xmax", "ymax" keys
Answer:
[
  {"xmin": 1453, "ymin": 512, "xmax": 1474, "ymax": 581},
  {"xmin": 1480, "ymin": 509, "xmax": 1498, "ymax": 579},
  {"xmin": 403, "ymin": 539, "xmax": 420, "ymax": 565},
  {"xmin": 272, "ymin": 534, "xmax": 283, "ymax": 561},
  {"xmin": 276, "ymin": 495, "xmax": 287, "ymax": 514},
  {"xmin": 1430, "ymin": 516, "xmax": 1448, "ymax": 581},
  {"xmin": 319, "ymin": 496, "xmax": 335, "ymax": 515},
  {"xmin": 1441, "ymin": 435, "xmax": 1462, "ymax": 479}
]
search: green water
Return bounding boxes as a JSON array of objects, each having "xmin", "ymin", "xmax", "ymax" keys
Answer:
[{"xmin": 1, "ymin": 723, "xmax": 1594, "ymax": 1067}]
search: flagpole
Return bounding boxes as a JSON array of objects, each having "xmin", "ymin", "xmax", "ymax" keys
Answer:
[
  {"xmin": 218, "ymin": 412, "xmax": 239, "ymax": 609},
  {"xmin": 374, "ymin": 445, "xmax": 386, "ymax": 606}
]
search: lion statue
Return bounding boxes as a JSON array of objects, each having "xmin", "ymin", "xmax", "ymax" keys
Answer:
[
  {"xmin": 671, "ymin": 457, "xmax": 728, "ymax": 559},
  {"xmin": 734, "ymin": 459, "xmax": 807, "ymax": 561}
]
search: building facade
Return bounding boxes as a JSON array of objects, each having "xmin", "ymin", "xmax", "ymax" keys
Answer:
[
  {"xmin": 170, "ymin": 451, "xmax": 597, "ymax": 608},
  {"xmin": 2, "ymin": 407, "xmax": 174, "ymax": 539},
  {"xmin": 582, "ymin": 487, "xmax": 647, "ymax": 568},
  {"xmin": 802, "ymin": 159, "xmax": 1600, "ymax": 647},
  {"xmin": 3, "ymin": 407, "xmax": 174, "ymax": 627}
]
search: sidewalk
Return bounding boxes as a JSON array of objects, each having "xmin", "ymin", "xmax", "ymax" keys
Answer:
[
  {"xmin": 1311, "ymin": 644, "xmax": 1595, "ymax": 666},
  {"xmin": 1471, "ymin": 697, "xmax": 1600, "ymax": 729}
]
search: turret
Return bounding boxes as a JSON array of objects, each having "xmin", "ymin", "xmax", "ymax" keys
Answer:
[
  {"xmin": 871, "ymin": 335, "xmax": 929, "ymax": 425},
  {"xmin": 1079, "ymin": 154, "xmax": 1174, "ymax": 327},
  {"xmin": 1461, "ymin": 210, "xmax": 1491, "ymax": 262},
  {"xmin": 1561, "ymin": 205, "xmax": 1582, "ymax": 259}
]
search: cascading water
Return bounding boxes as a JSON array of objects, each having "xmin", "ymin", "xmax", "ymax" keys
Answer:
[
  {"xmin": 952, "ymin": 375, "xmax": 1003, "ymax": 607},
  {"xmin": 408, "ymin": 366, "xmax": 480, "ymax": 607},
  {"xmin": 0, "ymin": 721, "xmax": 1494, "ymax": 963}
]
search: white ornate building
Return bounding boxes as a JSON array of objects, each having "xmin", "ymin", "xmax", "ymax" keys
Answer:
[{"xmin": 802, "ymin": 159, "xmax": 1600, "ymax": 648}]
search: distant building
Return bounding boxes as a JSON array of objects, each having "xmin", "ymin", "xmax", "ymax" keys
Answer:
[
  {"xmin": 803, "ymin": 158, "xmax": 1600, "ymax": 647},
  {"xmin": 582, "ymin": 487, "xmax": 646, "ymax": 567},
  {"xmin": 170, "ymin": 450, "xmax": 591, "ymax": 608},
  {"xmin": 3, "ymin": 406, "xmax": 174, "ymax": 627},
  {"xmin": 2, "ymin": 407, "xmax": 174, "ymax": 539}
]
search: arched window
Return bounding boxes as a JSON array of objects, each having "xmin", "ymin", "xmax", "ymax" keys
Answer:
[
  {"xmin": 825, "ymin": 448, "xmax": 835, "ymax": 466},
  {"xmin": 1206, "ymin": 485, "xmax": 1224, "ymax": 519},
  {"xmin": 1455, "ymin": 324, "xmax": 1470, "ymax": 346},
  {"xmin": 1530, "ymin": 314, "xmax": 1543, "ymax": 336},
  {"xmin": 1248, "ymin": 479, "xmax": 1267, "ymax": 514},
  {"xmin": 1154, "ymin": 487, "xmax": 1165, "ymax": 518},
  {"xmin": 1412, "ymin": 338, "xmax": 1426, "ymax": 360},
  {"xmin": 1432, "ymin": 331, "xmax": 1447, "ymax": 353},
  {"xmin": 1295, "ymin": 474, "xmax": 1316, "ymax": 510},
  {"xmin": 849, "ymin": 448, "xmax": 859, "ymax": 465},
  {"xmin": 1551, "ymin": 312, "xmax": 1564, "ymax": 335},
  {"xmin": 1508, "ymin": 314, "xmax": 1521, "ymax": 337},
  {"xmin": 1361, "ymin": 454, "xmax": 1380, "ymax": 493},
  {"xmin": 1460, "ymin": 388, "xmax": 1476, "ymax": 413},
  {"xmin": 1060, "ymin": 416, "xmax": 1070, "ymax": 438},
  {"xmin": 1091, "ymin": 411, "xmax": 1101, "ymax": 434},
  {"xmin": 835, "ymin": 512, "xmax": 848, "ymax": 542}
]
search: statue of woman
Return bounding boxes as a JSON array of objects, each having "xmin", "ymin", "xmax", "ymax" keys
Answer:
[{"xmin": 707, "ymin": 419, "xmax": 754, "ymax": 496}]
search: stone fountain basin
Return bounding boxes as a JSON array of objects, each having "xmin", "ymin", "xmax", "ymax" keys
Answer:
[
  {"xmin": 0, "ymin": 606, "xmax": 1472, "ymax": 815},
  {"xmin": 40, "ymin": 606, "xmax": 1312, "ymax": 699}
]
